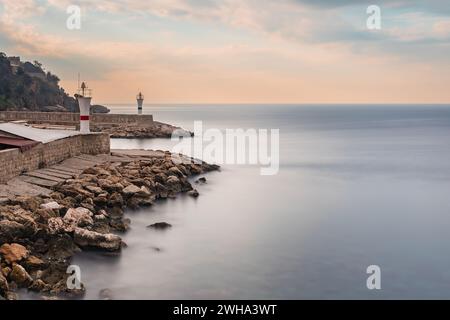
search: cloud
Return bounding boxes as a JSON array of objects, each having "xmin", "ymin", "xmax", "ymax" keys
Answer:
[{"xmin": 0, "ymin": 0, "xmax": 449, "ymax": 103}]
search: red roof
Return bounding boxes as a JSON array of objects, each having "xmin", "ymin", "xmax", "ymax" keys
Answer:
[{"xmin": 0, "ymin": 137, "xmax": 40, "ymax": 152}]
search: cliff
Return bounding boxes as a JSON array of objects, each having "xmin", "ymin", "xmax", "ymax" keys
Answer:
[{"xmin": 0, "ymin": 53, "xmax": 109, "ymax": 113}]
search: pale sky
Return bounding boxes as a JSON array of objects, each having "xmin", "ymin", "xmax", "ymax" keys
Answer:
[{"xmin": 0, "ymin": 0, "xmax": 449, "ymax": 104}]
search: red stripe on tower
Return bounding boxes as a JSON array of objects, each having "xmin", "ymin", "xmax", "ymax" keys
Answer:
[{"xmin": 80, "ymin": 115, "xmax": 90, "ymax": 121}]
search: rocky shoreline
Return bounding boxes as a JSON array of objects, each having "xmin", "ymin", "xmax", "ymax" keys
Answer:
[
  {"xmin": 96, "ymin": 121, "xmax": 193, "ymax": 139},
  {"xmin": 0, "ymin": 151, "xmax": 219, "ymax": 300}
]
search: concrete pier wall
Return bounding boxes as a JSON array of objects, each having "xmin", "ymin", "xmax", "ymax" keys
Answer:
[
  {"xmin": 0, "ymin": 133, "xmax": 110, "ymax": 183},
  {"xmin": 0, "ymin": 111, "xmax": 154, "ymax": 126}
]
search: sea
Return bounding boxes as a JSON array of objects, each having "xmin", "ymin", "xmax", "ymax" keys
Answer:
[{"xmin": 69, "ymin": 104, "xmax": 450, "ymax": 299}]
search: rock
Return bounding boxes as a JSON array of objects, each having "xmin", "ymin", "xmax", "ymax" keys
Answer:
[
  {"xmin": 147, "ymin": 222, "xmax": 172, "ymax": 230},
  {"xmin": 122, "ymin": 184, "xmax": 141, "ymax": 196},
  {"xmin": 127, "ymin": 195, "xmax": 154, "ymax": 209},
  {"xmin": 29, "ymin": 279, "xmax": 49, "ymax": 292},
  {"xmin": 0, "ymin": 220, "xmax": 28, "ymax": 243},
  {"xmin": 10, "ymin": 263, "xmax": 33, "ymax": 287},
  {"xmin": 0, "ymin": 273, "xmax": 8, "ymax": 296},
  {"xmin": 109, "ymin": 192, "xmax": 124, "ymax": 207},
  {"xmin": 48, "ymin": 207, "xmax": 94, "ymax": 234},
  {"xmin": 50, "ymin": 192, "xmax": 65, "ymax": 201},
  {"xmin": 138, "ymin": 186, "xmax": 151, "ymax": 197},
  {"xmin": 83, "ymin": 167, "xmax": 111, "ymax": 176},
  {"xmin": 0, "ymin": 243, "xmax": 29, "ymax": 264},
  {"xmin": 85, "ymin": 185, "xmax": 104, "ymax": 195},
  {"xmin": 63, "ymin": 207, "xmax": 94, "ymax": 228},
  {"xmin": 47, "ymin": 217, "xmax": 68, "ymax": 234},
  {"xmin": 40, "ymin": 201, "xmax": 61, "ymax": 210},
  {"xmin": 5, "ymin": 291, "xmax": 18, "ymax": 300},
  {"xmin": 91, "ymin": 104, "xmax": 110, "ymax": 114},
  {"xmin": 9, "ymin": 196, "xmax": 41, "ymax": 212},
  {"xmin": 24, "ymin": 255, "xmax": 46, "ymax": 269},
  {"xmin": 99, "ymin": 288, "xmax": 113, "ymax": 300},
  {"xmin": 195, "ymin": 177, "xmax": 207, "ymax": 184},
  {"xmin": 168, "ymin": 166, "xmax": 184, "ymax": 177},
  {"xmin": 1, "ymin": 267, "xmax": 11, "ymax": 278},
  {"xmin": 45, "ymin": 234, "xmax": 80, "ymax": 260},
  {"xmin": 94, "ymin": 214, "xmax": 108, "ymax": 222},
  {"xmin": 93, "ymin": 194, "xmax": 108, "ymax": 207},
  {"xmin": 187, "ymin": 189, "xmax": 199, "ymax": 198},
  {"xmin": 80, "ymin": 202, "xmax": 95, "ymax": 213},
  {"xmin": 73, "ymin": 228, "xmax": 122, "ymax": 251},
  {"xmin": 98, "ymin": 179, "xmax": 123, "ymax": 193},
  {"xmin": 165, "ymin": 175, "xmax": 180, "ymax": 186},
  {"xmin": 109, "ymin": 218, "xmax": 130, "ymax": 232}
]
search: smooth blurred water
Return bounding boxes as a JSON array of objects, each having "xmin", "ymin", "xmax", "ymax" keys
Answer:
[{"xmin": 73, "ymin": 104, "xmax": 450, "ymax": 299}]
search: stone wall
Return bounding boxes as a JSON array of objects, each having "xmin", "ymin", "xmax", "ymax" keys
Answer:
[
  {"xmin": 0, "ymin": 111, "xmax": 154, "ymax": 127},
  {"xmin": 0, "ymin": 133, "xmax": 110, "ymax": 183}
]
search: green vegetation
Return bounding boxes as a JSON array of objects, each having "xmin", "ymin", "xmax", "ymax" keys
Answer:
[{"xmin": 0, "ymin": 52, "xmax": 78, "ymax": 112}]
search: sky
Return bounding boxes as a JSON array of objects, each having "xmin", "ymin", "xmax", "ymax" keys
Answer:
[{"xmin": 0, "ymin": 0, "xmax": 449, "ymax": 104}]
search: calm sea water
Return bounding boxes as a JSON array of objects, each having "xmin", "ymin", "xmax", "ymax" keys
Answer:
[{"xmin": 72, "ymin": 104, "xmax": 450, "ymax": 299}]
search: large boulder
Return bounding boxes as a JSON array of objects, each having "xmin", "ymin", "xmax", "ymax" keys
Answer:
[
  {"xmin": 73, "ymin": 228, "xmax": 122, "ymax": 251},
  {"xmin": 0, "ymin": 243, "xmax": 29, "ymax": 264}
]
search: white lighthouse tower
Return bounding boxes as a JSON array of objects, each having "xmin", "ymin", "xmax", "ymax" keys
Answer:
[
  {"xmin": 136, "ymin": 92, "xmax": 144, "ymax": 115},
  {"xmin": 76, "ymin": 82, "xmax": 92, "ymax": 133}
]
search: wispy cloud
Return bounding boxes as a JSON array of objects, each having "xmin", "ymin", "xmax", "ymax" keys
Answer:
[{"xmin": 0, "ymin": 0, "xmax": 449, "ymax": 103}]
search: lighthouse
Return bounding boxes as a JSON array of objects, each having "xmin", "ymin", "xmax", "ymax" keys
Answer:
[
  {"xmin": 136, "ymin": 92, "xmax": 144, "ymax": 115},
  {"xmin": 77, "ymin": 82, "xmax": 92, "ymax": 133}
]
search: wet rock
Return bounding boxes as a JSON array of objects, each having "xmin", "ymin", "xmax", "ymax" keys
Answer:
[
  {"xmin": 73, "ymin": 228, "xmax": 122, "ymax": 251},
  {"xmin": 147, "ymin": 222, "xmax": 172, "ymax": 230},
  {"xmin": 0, "ymin": 243, "xmax": 29, "ymax": 264},
  {"xmin": 187, "ymin": 189, "xmax": 200, "ymax": 198},
  {"xmin": 10, "ymin": 263, "xmax": 33, "ymax": 287},
  {"xmin": 5, "ymin": 291, "xmax": 18, "ymax": 300},
  {"xmin": 29, "ymin": 279, "xmax": 49, "ymax": 292},
  {"xmin": 99, "ymin": 288, "xmax": 114, "ymax": 300},
  {"xmin": 109, "ymin": 218, "xmax": 130, "ymax": 232},
  {"xmin": 45, "ymin": 234, "xmax": 80, "ymax": 260},
  {"xmin": 195, "ymin": 177, "xmax": 207, "ymax": 184}
]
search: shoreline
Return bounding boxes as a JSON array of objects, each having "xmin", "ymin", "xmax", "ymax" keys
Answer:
[{"xmin": 0, "ymin": 150, "xmax": 219, "ymax": 300}]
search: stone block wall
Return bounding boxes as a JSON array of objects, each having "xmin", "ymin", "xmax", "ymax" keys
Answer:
[
  {"xmin": 0, "ymin": 133, "xmax": 110, "ymax": 183},
  {"xmin": 0, "ymin": 111, "xmax": 154, "ymax": 127}
]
